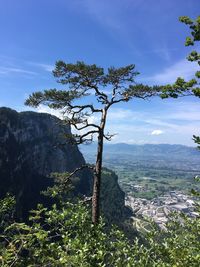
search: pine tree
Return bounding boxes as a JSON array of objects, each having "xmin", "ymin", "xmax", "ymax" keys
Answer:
[{"xmin": 25, "ymin": 61, "xmax": 162, "ymax": 224}]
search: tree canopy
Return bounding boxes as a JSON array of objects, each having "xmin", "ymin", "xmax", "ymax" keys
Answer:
[{"xmin": 160, "ymin": 16, "xmax": 200, "ymax": 99}]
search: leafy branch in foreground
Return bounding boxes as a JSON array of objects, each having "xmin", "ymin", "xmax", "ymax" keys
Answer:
[
  {"xmin": 1, "ymin": 177, "xmax": 200, "ymax": 266},
  {"xmin": 43, "ymin": 165, "xmax": 94, "ymax": 201},
  {"xmin": 0, "ymin": 194, "xmax": 15, "ymax": 232},
  {"xmin": 0, "ymin": 193, "xmax": 200, "ymax": 267}
]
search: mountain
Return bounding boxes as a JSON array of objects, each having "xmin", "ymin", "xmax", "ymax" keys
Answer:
[
  {"xmin": 0, "ymin": 107, "xmax": 93, "ymax": 219},
  {"xmin": 80, "ymin": 142, "xmax": 200, "ymax": 171},
  {"xmin": 80, "ymin": 142, "xmax": 200, "ymax": 160},
  {"xmin": 0, "ymin": 107, "xmax": 127, "ymax": 222},
  {"xmin": 80, "ymin": 142, "xmax": 200, "ymax": 178}
]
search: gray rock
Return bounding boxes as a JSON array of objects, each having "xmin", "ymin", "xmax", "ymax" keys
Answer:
[{"xmin": 0, "ymin": 107, "xmax": 92, "ymax": 219}]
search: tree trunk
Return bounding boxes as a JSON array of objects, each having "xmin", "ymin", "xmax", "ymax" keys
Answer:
[
  {"xmin": 92, "ymin": 109, "xmax": 107, "ymax": 224},
  {"xmin": 92, "ymin": 131, "xmax": 103, "ymax": 224}
]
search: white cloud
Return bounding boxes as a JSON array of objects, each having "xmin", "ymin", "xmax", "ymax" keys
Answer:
[
  {"xmin": 36, "ymin": 105, "xmax": 64, "ymax": 119},
  {"xmin": 151, "ymin": 129, "xmax": 164, "ymax": 135},
  {"xmin": 147, "ymin": 59, "xmax": 199, "ymax": 84}
]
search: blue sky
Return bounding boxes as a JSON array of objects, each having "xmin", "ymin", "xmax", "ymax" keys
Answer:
[{"xmin": 0, "ymin": 0, "xmax": 200, "ymax": 145}]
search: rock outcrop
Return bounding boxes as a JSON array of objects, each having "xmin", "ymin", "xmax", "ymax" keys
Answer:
[
  {"xmin": 101, "ymin": 168, "xmax": 129, "ymax": 222},
  {"xmin": 0, "ymin": 107, "xmax": 128, "ymax": 222},
  {"xmin": 0, "ymin": 107, "xmax": 92, "ymax": 219}
]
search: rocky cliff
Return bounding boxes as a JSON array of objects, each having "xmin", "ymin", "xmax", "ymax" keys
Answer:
[
  {"xmin": 100, "ymin": 168, "xmax": 128, "ymax": 222},
  {"xmin": 0, "ymin": 107, "xmax": 92, "ymax": 219},
  {"xmin": 0, "ymin": 107, "xmax": 127, "ymax": 222}
]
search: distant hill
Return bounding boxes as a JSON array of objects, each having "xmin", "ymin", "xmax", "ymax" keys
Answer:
[{"xmin": 80, "ymin": 143, "xmax": 200, "ymax": 162}]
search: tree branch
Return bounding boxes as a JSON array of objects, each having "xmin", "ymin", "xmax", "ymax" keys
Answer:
[
  {"xmin": 103, "ymin": 132, "xmax": 117, "ymax": 141},
  {"xmin": 85, "ymin": 80, "xmax": 108, "ymax": 101},
  {"xmin": 67, "ymin": 103, "xmax": 102, "ymax": 113},
  {"xmin": 74, "ymin": 130, "xmax": 99, "ymax": 144},
  {"xmin": 66, "ymin": 164, "xmax": 94, "ymax": 180},
  {"xmin": 71, "ymin": 120, "xmax": 100, "ymax": 131}
]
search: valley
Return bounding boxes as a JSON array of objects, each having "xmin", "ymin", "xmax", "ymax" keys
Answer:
[
  {"xmin": 80, "ymin": 143, "xmax": 200, "ymax": 227},
  {"xmin": 80, "ymin": 143, "xmax": 200, "ymax": 199}
]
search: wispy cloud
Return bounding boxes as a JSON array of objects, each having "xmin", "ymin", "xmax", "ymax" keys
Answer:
[
  {"xmin": 28, "ymin": 62, "xmax": 54, "ymax": 72},
  {"xmin": 106, "ymin": 105, "xmax": 200, "ymax": 145},
  {"xmin": 156, "ymin": 48, "xmax": 171, "ymax": 62},
  {"xmin": 73, "ymin": 0, "xmax": 125, "ymax": 31},
  {"xmin": 0, "ymin": 55, "xmax": 54, "ymax": 76},
  {"xmin": 0, "ymin": 66, "xmax": 36, "ymax": 75},
  {"xmin": 69, "ymin": 0, "xmax": 145, "ymax": 57},
  {"xmin": 147, "ymin": 59, "xmax": 199, "ymax": 84},
  {"xmin": 162, "ymin": 101, "xmax": 200, "ymax": 121},
  {"xmin": 143, "ymin": 47, "xmax": 178, "ymax": 62},
  {"xmin": 33, "ymin": 99, "xmax": 200, "ymax": 146}
]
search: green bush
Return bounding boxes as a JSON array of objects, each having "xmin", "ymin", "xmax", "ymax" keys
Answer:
[{"xmin": 0, "ymin": 194, "xmax": 200, "ymax": 267}]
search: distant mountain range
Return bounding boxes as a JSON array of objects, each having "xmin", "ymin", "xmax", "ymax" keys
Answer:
[{"xmin": 80, "ymin": 143, "xmax": 200, "ymax": 162}]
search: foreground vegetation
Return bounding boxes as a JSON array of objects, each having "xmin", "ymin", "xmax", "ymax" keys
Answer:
[{"xmin": 0, "ymin": 192, "xmax": 200, "ymax": 267}]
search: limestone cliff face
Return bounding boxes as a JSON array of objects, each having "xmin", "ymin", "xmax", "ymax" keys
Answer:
[
  {"xmin": 0, "ymin": 107, "xmax": 127, "ymax": 222},
  {"xmin": 0, "ymin": 107, "xmax": 92, "ymax": 218}
]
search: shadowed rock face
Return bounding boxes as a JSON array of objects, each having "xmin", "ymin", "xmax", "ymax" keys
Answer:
[
  {"xmin": 0, "ymin": 107, "xmax": 128, "ymax": 223},
  {"xmin": 0, "ymin": 107, "xmax": 92, "ymax": 219}
]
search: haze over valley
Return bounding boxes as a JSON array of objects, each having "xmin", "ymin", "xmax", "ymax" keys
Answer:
[{"xmin": 80, "ymin": 142, "xmax": 200, "ymax": 198}]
